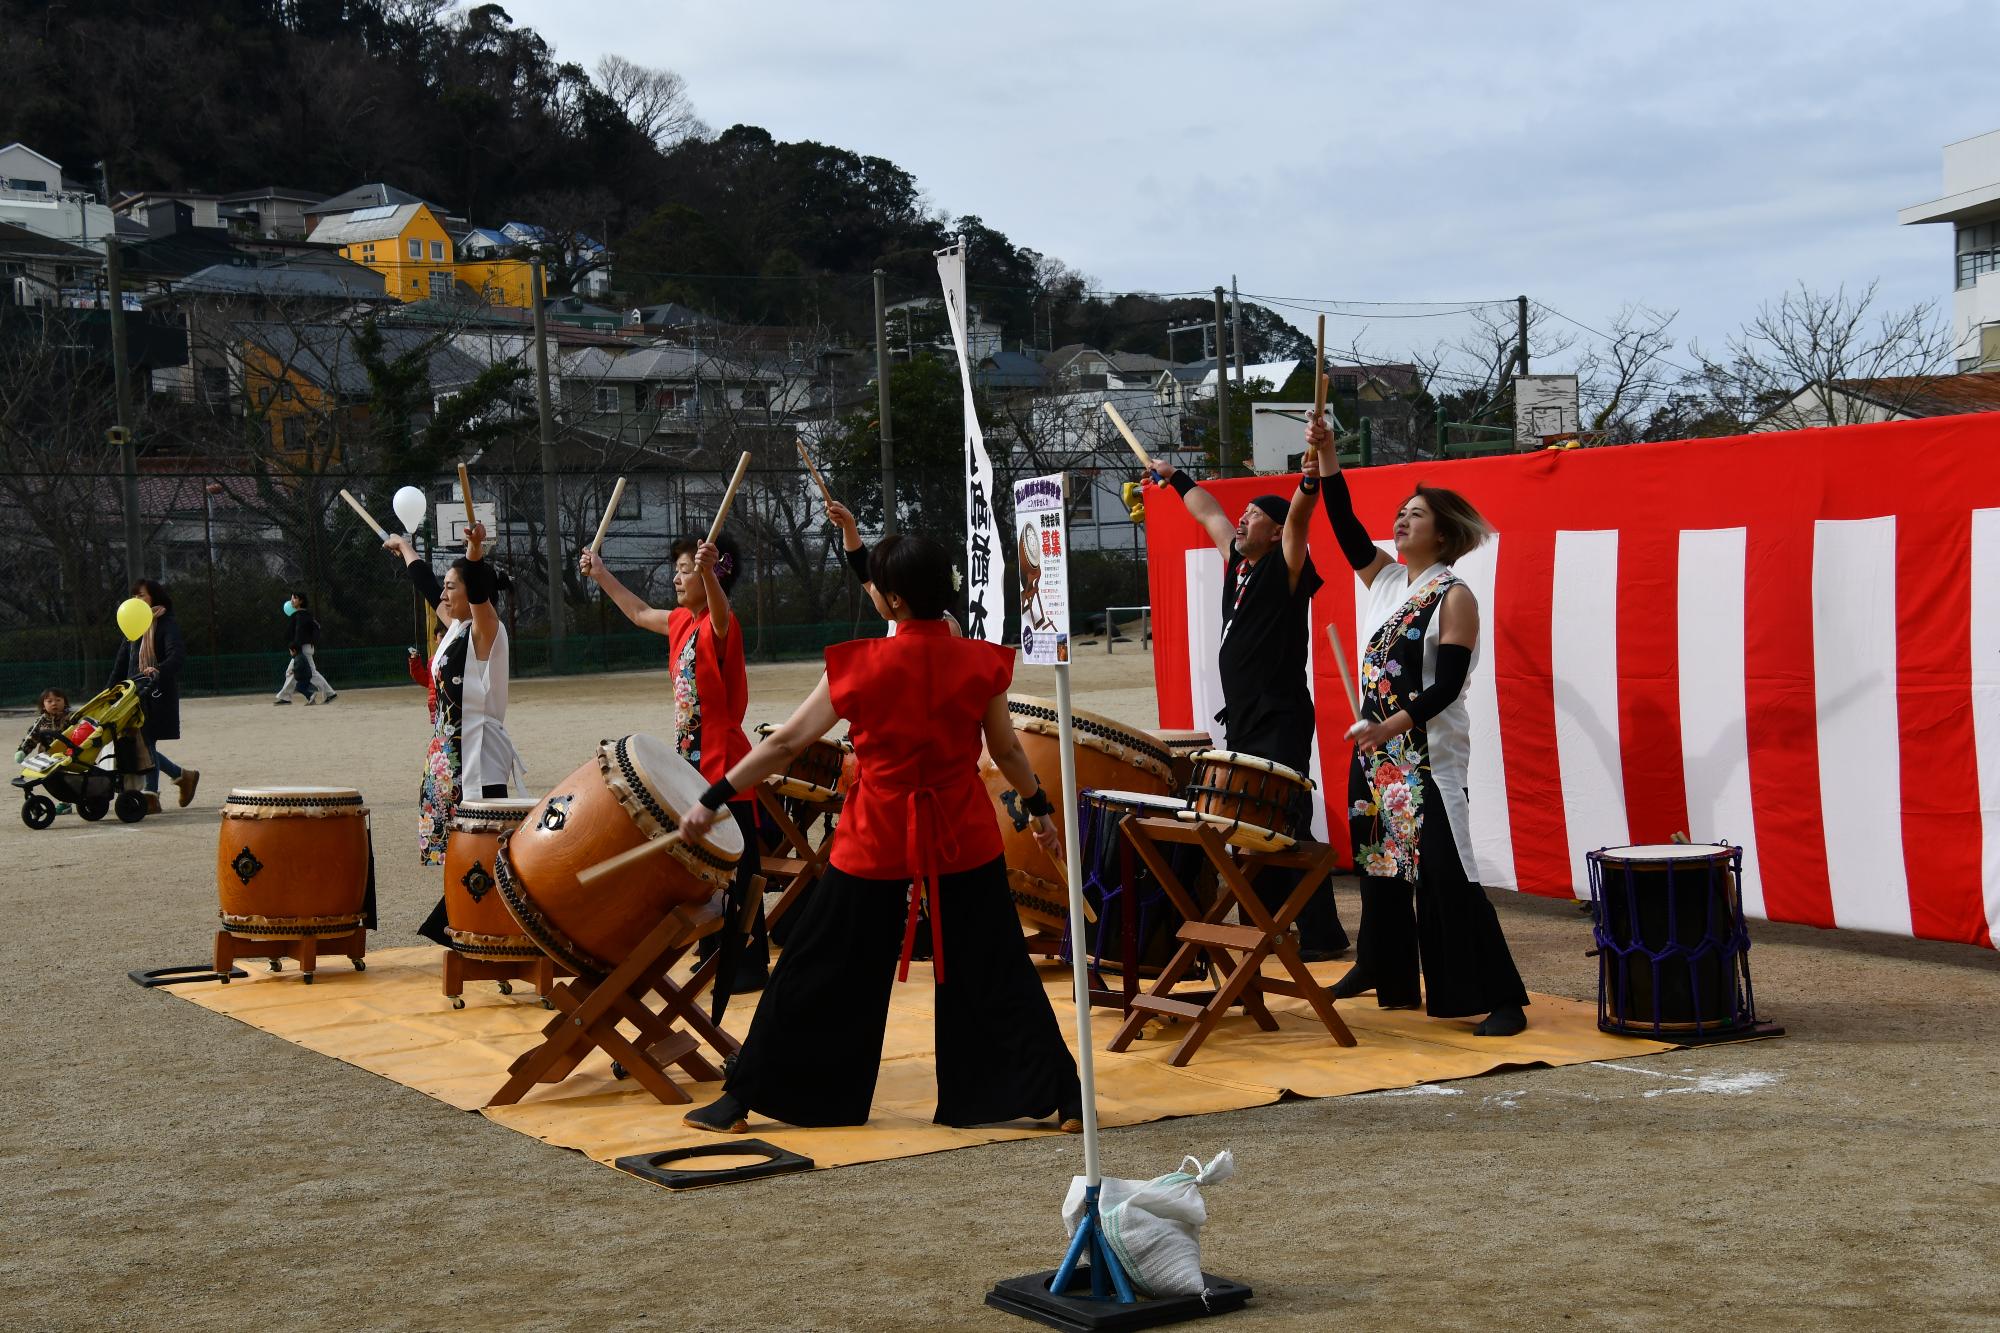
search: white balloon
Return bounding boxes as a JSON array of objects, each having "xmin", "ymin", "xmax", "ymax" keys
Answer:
[{"xmin": 392, "ymin": 485, "xmax": 427, "ymax": 535}]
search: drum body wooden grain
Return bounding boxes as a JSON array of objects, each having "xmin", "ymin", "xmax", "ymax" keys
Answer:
[
  {"xmin": 1181, "ymin": 750, "xmax": 1315, "ymax": 851},
  {"xmin": 752, "ymin": 722, "xmax": 852, "ymax": 803},
  {"xmin": 496, "ymin": 734, "xmax": 743, "ymax": 976},
  {"xmin": 443, "ymin": 798, "xmax": 541, "ymax": 961},
  {"xmin": 216, "ymin": 787, "xmax": 370, "ymax": 940},
  {"xmin": 980, "ymin": 695, "xmax": 1177, "ymax": 932},
  {"xmin": 1152, "ymin": 729, "xmax": 1216, "ymax": 793}
]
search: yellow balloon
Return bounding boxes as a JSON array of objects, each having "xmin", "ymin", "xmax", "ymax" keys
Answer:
[{"xmin": 116, "ymin": 597, "xmax": 152, "ymax": 642}]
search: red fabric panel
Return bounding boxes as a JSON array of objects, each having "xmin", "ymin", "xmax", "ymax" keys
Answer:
[
  {"xmin": 1614, "ymin": 527, "xmax": 1690, "ymax": 844},
  {"xmin": 1896, "ymin": 509, "xmax": 1992, "ymax": 947},
  {"xmin": 1491, "ymin": 529, "xmax": 1573, "ymax": 897},
  {"xmin": 1741, "ymin": 521, "xmax": 1835, "ymax": 930}
]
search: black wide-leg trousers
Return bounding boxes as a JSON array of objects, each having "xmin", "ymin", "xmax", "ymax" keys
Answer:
[{"xmin": 724, "ymin": 855, "xmax": 1079, "ymax": 1128}]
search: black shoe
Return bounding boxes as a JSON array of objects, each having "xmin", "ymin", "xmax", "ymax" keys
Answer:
[
  {"xmin": 1473, "ymin": 1005, "xmax": 1527, "ymax": 1037},
  {"xmin": 683, "ymin": 1093, "xmax": 750, "ymax": 1134},
  {"xmin": 1328, "ymin": 969, "xmax": 1374, "ymax": 1000}
]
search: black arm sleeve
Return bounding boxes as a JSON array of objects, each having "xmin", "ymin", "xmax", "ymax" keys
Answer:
[
  {"xmin": 1165, "ymin": 470, "xmax": 1196, "ymax": 499},
  {"xmin": 844, "ymin": 543, "xmax": 871, "ymax": 583},
  {"xmin": 1320, "ymin": 472, "xmax": 1380, "ymax": 572},
  {"xmin": 405, "ymin": 558, "xmax": 442, "ymax": 610},
  {"xmin": 460, "ymin": 557, "xmax": 496, "ymax": 606},
  {"xmin": 1402, "ymin": 643, "xmax": 1472, "ymax": 726}
]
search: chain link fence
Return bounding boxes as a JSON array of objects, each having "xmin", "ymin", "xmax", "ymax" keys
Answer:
[{"xmin": 0, "ymin": 461, "xmax": 1153, "ymax": 707}]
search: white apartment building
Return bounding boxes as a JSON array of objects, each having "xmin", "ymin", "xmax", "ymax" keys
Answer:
[
  {"xmin": 0, "ymin": 143, "xmax": 114, "ymax": 252},
  {"xmin": 1900, "ymin": 128, "xmax": 2000, "ymax": 371}
]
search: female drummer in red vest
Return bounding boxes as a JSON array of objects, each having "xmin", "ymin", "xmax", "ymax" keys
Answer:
[
  {"xmin": 578, "ymin": 532, "xmax": 768, "ymax": 993},
  {"xmin": 678, "ymin": 532, "xmax": 1082, "ymax": 1135}
]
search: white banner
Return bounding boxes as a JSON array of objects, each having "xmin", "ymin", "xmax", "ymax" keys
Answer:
[
  {"xmin": 1012, "ymin": 472, "xmax": 1070, "ymax": 665},
  {"xmin": 936, "ymin": 242, "xmax": 1004, "ymax": 642}
]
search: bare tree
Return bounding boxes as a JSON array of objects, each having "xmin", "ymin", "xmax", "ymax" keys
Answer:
[
  {"xmin": 1689, "ymin": 282, "xmax": 1955, "ymax": 432},
  {"xmin": 1574, "ymin": 304, "xmax": 1678, "ymax": 443},
  {"xmin": 593, "ymin": 55, "xmax": 710, "ymax": 150}
]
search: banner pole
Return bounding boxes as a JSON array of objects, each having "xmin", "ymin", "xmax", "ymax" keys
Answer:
[{"xmin": 1054, "ymin": 663, "xmax": 1100, "ymax": 1188}]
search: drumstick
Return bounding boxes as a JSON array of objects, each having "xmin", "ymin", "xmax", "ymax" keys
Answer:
[
  {"xmin": 576, "ymin": 830, "xmax": 684, "ymax": 891},
  {"xmin": 1101, "ymin": 402, "xmax": 1152, "ymax": 472},
  {"xmin": 338, "ymin": 489, "xmax": 389, "ymax": 541},
  {"xmin": 796, "ymin": 439, "xmax": 835, "ymax": 510},
  {"xmin": 589, "ymin": 477, "xmax": 626, "ymax": 555},
  {"xmin": 1325, "ymin": 623, "xmax": 1362, "ymax": 726},
  {"xmin": 1313, "ymin": 315, "xmax": 1327, "ymax": 421},
  {"xmin": 705, "ymin": 451, "xmax": 752, "ymax": 545},
  {"xmin": 457, "ymin": 463, "xmax": 476, "ymax": 537}
]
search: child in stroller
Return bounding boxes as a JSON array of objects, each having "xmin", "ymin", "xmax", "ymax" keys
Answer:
[{"xmin": 14, "ymin": 678, "xmax": 157, "ymax": 827}]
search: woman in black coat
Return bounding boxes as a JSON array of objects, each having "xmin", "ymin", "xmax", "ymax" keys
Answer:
[{"xmin": 108, "ymin": 578, "xmax": 199, "ymax": 813}]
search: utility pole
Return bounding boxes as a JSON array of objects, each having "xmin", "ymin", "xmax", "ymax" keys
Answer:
[
  {"xmin": 873, "ymin": 268, "xmax": 897, "ymax": 534},
  {"xmin": 1213, "ymin": 286, "xmax": 1233, "ymax": 476},
  {"xmin": 1516, "ymin": 293, "xmax": 1530, "ymax": 378},
  {"xmin": 99, "ymin": 162, "xmax": 141, "ymax": 584},
  {"xmin": 1231, "ymin": 274, "xmax": 1244, "ymax": 387},
  {"xmin": 530, "ymin": 260, "xmax": 566, "ymax": 667}
]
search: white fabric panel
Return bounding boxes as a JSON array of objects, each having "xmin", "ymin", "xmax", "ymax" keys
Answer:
[
  {"xmin": 1183, "ymin": 549, "xmax": 1225, "ymax": 746},
  {"xmin": 1550, "ymin": 529, "xmax": 1629, "ymax": 896},
  {"xmin": 1303, "ymin": 628, "xmax": 1329, "ymax": 841},
  {"xmin": 1969, "ymin": 509, "xmax": 2000, "ymax": 945},
  {"xmin": 1451, "ymin": 536, "xmax": 1516, "ymax": 892},
  {"xmin": 1811, "ymin": 516, "xmax": 1910, "ymax": 935},
  {"xmin": 1675, "ymin": 528, "xmax": 1766, "ymax": 921}
]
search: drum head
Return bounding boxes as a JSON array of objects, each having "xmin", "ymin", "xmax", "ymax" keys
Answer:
[
  {"xmin": 457, "ymin": 796, "xmax": 540, "ymax": 818},
  {"xmin": 1592, "ymin": 843, "xmax": 1735, "ymax": 865},
  {"xmin": 620, "ymin": 734, "xmax": 745, "ymax": 860},
  {"xmin": 1084, "ymin": 788, "xmax": 1190, "ymax": 814},
  {"xmin": 1008, "ymin": 695, "xmax": 1175, "ymax": 782},
  {"xmin": 1189, "ymin": 750, "xmax": 1311, "ymax": 787},
  {"xmin": 226, "ymin": 785, "xmax": 363, "ymax": 801}
]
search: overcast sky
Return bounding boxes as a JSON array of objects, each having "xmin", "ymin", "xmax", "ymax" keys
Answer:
[{"xmin": 504, "ymin": 0, "xmax": 1995, "ymax": 375}]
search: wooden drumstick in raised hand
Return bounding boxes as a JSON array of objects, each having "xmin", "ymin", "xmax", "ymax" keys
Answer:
[
  {"xmin": 1101, "ymin": 401, "xmax": 1152, "ymax": 472},
  {"xmin": 339, "ymin": 489, "xmax": 389, "ymax": 541},
  {"xmin": 1325, "ymin": 623, "xmax": 1362, "ymax": 727},
  {"xmin": 1313, "ymin": 315, "xmax": 1328, "ymax": 422},
  {"xmin": 706, "ymin": 451, "xmax": 752, "ymax": 545},
  {"xmin": 590, "ymin": 477, "xmax": 626, "ymax": 555},
  {"xmin": 457, "ymin": 462, "xmax": 476, "ymax": 538},
  {"xmin": 796, "ymin": 438, "xmax": 835, "ymax": 510},
  {"xmin": 576, "ymin": 830, "xmax": 683, "ymax": 891}
]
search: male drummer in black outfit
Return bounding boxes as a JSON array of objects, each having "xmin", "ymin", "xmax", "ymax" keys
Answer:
[{"xmin": 1145, "ymin": 458, "xmax": 1349, "ymax": 959}]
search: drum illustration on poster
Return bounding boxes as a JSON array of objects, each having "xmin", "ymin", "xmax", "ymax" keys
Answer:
[{"xmin": 1012, "ymin": 473, "xmax": 1068, "ymax": 666}]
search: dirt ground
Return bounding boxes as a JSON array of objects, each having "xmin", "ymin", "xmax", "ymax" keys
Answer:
[{"xmin": 3, "ymin": 646, "xmax": 1998, "ymax": 1331}]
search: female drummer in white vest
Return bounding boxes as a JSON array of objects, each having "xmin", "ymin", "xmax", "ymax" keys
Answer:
[
  {"xmin": 382, "ymin": 522, "xmax": 524, "ymax": 943},
  {"xmin": 1303, "ymin": 418, "xmax": 1529, "ymax": 1037}
]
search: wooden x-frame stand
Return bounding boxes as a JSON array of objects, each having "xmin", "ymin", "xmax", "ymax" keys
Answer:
[
  {"xmin": 757, "ymin": 785, "xmax": 839, "ymax": 931},
  {"xmin": 487, "ymin": 879, "xmax": 761, "ymax": 1108},
  {"xmin": 1107, "ymin": 818, "xmax": 1356, "ymax": 1067}
]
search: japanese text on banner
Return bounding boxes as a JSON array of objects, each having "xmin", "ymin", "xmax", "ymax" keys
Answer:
[{"xmin": 1012, "ymin": 472, "xmax": 1069, "ymax": 666}]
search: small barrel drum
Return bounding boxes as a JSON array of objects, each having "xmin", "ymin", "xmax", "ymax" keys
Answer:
[
  {"xmin": 1152, "ymin": 729, "xmax": 1217, "ymax": 793},
  {"xmin": 443, "ymin": 797, "xmax": 542, "ymax": 962},
  {"xmin": 981, "ymin": 695, "xmax": 1178, "ymax": 935},
  {"xmin": 496, "ymin": 734, "xmax": 744, "ymax": 977},
  {"xmin": 1073, "ymin": 788, "xmax": 1199, "ymax": 975},
  {"xmin": 1588, "ymin": 844, "xmax": 1764, "ymax": 1038},
  {"xmin": 1180, "ymin": 750, "xmax": 1316, "ymax": 851},
  {"xmin": 752, "ymin": 722, "xmax": 853, "ymax": 804},
  {"xmin": 216, "ymin": 787, "xmax": 371, "ymax": 941}
]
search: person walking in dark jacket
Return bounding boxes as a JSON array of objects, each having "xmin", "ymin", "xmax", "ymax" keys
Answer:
[
  {"xmin": 107, "ymin": 579, "xmax": 198, "ymax": 813},
  {"xmin": 274, "ymin": 591, "xmax": 336, "ymax": 704}
]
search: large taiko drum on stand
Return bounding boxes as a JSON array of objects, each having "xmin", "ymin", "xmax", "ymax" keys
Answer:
[
  {"xmin": 444, "ymin": 797, "xmax": 542, "ymax": 962},
  {"xmin": 496, "ymin": 735, "xmax": 743, "ymax": 977},
  {"xmin": 981, "ymin": 695, "xmax": 1178, "ymax": 936},
  {"xmin": 216, "ymin": 786, "xmax": 372, "ymax": 941},
  {"xmin": 1588, "ymin": 843, "xmax": 1772, "ymax": 1039},
  {"xmin": 752, "ymin": 722, "xmax": 853, "ymax": 805}
]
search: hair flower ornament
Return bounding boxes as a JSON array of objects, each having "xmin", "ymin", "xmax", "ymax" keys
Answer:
[
  {"xmin": 951, "ymin": 566, "xmax": 964, "ymax": 592},
  {"xmin": 715, "ymin": 551, "xmax": 736, "ymax": 579}
]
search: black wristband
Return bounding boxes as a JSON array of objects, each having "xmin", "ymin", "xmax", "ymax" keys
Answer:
[
  {"xmin": 1022, "ymin": 785, "xmax": 1055, "ymax": 818},
  {"xmin": 1165, "ymin": 470, "xmax": 1196, "ymax": 498},
  {"xmin": 1298, "ymin": 476, "xmax": 1320, "ymax": 495},
  {"xmin": 699, "ymin": 777, "xmax": 737, "ymax": 811}
]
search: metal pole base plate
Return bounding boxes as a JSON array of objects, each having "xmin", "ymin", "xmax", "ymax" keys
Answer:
[{"xmin": 986, "ymin": 1270, "xmax": 1252, "ymax": 1331}]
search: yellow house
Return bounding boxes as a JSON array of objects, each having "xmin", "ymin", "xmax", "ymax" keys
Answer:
[
  {"xmin": 453, "ymin": 256, "xmax": 536, "ymax": 307},
  {"xmin": 308, "ymin": 202, "xmax": 456, "ymax": 303}
]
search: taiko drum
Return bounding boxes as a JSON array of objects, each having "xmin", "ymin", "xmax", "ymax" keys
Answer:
[
  {"xmin": 443, "ymin": 797, "xmax": 542, "ymax": 962},
  {"xmin": 216, "ymin": 786, "xmax": 371, "ymax": 940},
  {"xmin": 979, "ymin": 694, "xmax": 1177, "ymax": 932},
  {"xmin": 495, "ymin": 734, "xmax": 743, "ymax": 976},
  {"xmin": 752, "ymin": 722, "xmax": 854, "ymax": 804},
  {"xmin": 1182, "ymin": 750, "xmax": 1315, "ymax": 851}
]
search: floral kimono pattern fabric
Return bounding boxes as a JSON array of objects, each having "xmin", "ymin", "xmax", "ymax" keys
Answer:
[
  {"xmin": 416, "ymin": 669, "xmax": 461, "ymax": 865},
  {"xmin": 1348, "ymin": 570, "xmax": 1460, "ymax": 885}
]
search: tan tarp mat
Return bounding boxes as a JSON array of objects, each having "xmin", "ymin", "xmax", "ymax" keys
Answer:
[{"xmin": 170, "ymin": 946, "xmax": 1673, "ymax": 1176}]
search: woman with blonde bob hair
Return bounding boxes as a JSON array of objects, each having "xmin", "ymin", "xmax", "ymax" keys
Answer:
[{"xmin": 1302, "ymin": 417, "xmax": 1528, "ymax": 1036}]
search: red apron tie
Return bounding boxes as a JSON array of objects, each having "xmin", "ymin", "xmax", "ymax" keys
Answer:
[{"xmin": 896, "ymin": 787, "xmax": 960, "ymax": 984}]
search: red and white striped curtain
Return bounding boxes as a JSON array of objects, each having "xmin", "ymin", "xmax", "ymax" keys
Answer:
[{"xmin": 1145, "ymin": 414, "xmax": 2000, "ymax": 949}]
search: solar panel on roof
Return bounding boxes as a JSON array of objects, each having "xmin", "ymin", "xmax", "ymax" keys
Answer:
[{"xmin": 346, "ymin": 204, "xmax": 399, "ymax": 222}]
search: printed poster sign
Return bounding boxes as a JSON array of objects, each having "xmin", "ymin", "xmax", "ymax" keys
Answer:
[{"xmin": 1013, "ymin": 471, "xmax": 1069, "ymax": 665}]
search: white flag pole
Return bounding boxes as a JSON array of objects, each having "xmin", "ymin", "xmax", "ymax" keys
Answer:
[{"xmin": 1055, "ymin": 661, "xmax": 1099, "ymax": 1185}]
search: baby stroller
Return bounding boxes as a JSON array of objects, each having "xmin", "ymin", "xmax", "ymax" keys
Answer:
[{"xmin": 14, "ymin": 678, "xmax": 156, "ymax": 827}]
